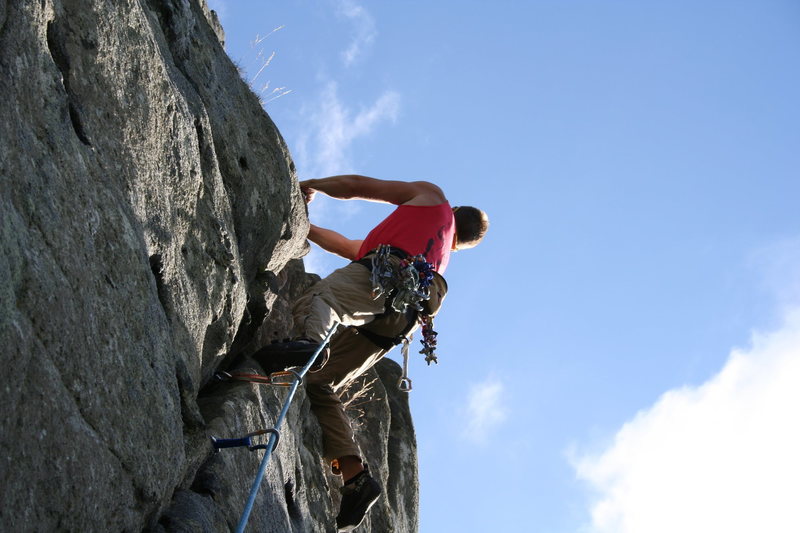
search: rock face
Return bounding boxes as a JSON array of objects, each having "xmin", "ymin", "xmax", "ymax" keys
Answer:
[{"xmin": 0, "ymin": 1, "xmax": 418, "ymax": 532}]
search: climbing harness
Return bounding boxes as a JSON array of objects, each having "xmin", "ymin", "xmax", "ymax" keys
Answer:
[
  {"xmin": 398, "ymin": 334, "xmax": 413, "ymax": 392},
  {"xmin": 356, "ymin": 244, "xmax": 444, "ymax": 390},
  {"xmin": 210, "ymin": 322, "xmax": 338, "ymax": 533},
  {"xmin": 366, "ymin": 244, "xmax": 440, "ymax": 362}
]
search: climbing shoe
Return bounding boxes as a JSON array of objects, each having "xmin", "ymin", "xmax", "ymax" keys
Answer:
[
  {"xmin": 336, "ymin": 468, "xmax": 382, "ymax": 532},
  {"xmin": 251, "ymin": 338, "xmax": 329, "ymax": 374}
]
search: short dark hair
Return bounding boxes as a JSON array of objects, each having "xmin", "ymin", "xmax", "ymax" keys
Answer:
[{"xmin": 453, "ymin": 206, "xmax": 489, "ymax": 248}]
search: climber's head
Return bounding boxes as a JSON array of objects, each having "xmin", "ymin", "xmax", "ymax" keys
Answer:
[{"xmin": 452, "ymin": 206, "xmax": 489, "ymax": 250}]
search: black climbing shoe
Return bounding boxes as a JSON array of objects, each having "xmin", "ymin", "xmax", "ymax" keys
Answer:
[
  {"xmin": 336, "ymin": 468, "xmax": 382, "ymax": 532},
  {"xmin": 251, "ymin": 338, "xmax": 329, "ymax": 374}
]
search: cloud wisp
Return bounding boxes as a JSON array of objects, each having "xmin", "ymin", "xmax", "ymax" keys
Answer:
[
  {"xmin": 335, "ymin": 0, "xmax": 377, "ymax": 66},
  {"xmin": 295, "ymin": 81, "xmax": 399, "ymax": 179},
  {"xmin": 572, "ymin": 309, "xmax": 800, "ymax": 533},
  {"xmin": 461, "ymin": 377, "xmax": 509, "ymax": 445}
]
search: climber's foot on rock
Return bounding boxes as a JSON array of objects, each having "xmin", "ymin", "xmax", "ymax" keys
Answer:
[{"xmin": 251, "ymin": 338, "xmax": 329, "ymax": 374}]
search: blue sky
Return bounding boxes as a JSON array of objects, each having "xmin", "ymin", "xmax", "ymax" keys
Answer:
[{"xmin": 208, "ymin": 1, "xmax": 800, "ymax": 531}]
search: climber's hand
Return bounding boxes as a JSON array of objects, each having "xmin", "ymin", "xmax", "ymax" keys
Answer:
[{"xmin": 300, "ymin": 185, "xmax": 316, "ymax": 204}]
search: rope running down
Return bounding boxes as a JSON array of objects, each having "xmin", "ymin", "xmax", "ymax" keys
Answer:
[{"xmin": 211, "ymin": 323, "xmax": 339, "ymax": 533}]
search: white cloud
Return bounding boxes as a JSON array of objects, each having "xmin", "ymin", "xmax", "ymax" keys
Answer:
[
  {"xmin": 335, "ymin": 0, "xmax": 377, "ymax": 66},
  {"xmin": 295, "ymin": 81, "xmax": 400, "ymax": 178},
  {"xmin": 572, "ymin": 309, "xmax": 800, "ymax": 533},
  {"xmin": 461, "ymin": 377, "xmax": 509, "ymax": 445}
]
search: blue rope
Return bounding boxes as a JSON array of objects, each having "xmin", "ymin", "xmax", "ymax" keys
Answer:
[{"xmin": 234, "ymin": 323, "xmax": 339, "ymax": 533}]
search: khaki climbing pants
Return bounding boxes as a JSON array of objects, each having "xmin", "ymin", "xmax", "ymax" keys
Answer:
[
  {"xmin": 293, "ymin": 259, "xmax": 415, "ymax": 464},
  {"xmin": 292, "ymin": 262, "xmax": 387, "ymax": 342},
  {"xmin": 304, "ymin": 327, "xmax": 392, "ymax": 463}
]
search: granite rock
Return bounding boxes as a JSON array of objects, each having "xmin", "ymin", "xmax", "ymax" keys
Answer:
[{"xmin": 0, "ymin": 1, "xmax": 418, "ymax": 531}]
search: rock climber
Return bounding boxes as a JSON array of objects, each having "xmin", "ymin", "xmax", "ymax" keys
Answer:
[{"xmin": 252, "ymin": 174, "xmax": 488, "ymax": 532}]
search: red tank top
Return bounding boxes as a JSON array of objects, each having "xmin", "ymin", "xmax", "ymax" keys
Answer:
[{"xmin": 356, "ymin": 203, "xmax": 455, "ymax": 273}]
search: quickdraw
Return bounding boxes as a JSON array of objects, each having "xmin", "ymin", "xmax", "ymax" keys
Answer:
[
  {"xmin": 369, "ymin": 245, "xmax": 435, "ymax": 313},
  {"xmin": 419, "ymin": 315, "xmax": 438, "ymax": 365},
  {"xmin": 398, "ymin": 335, "xmax": 413, "ymax": 392},
  {"xmin": 211, "ymin": 428, "xmax": 281, "ymax": 452},
  {"xmin": 369, "ymin": 245, "xmax": 395, "ymax": 299},
  {"xmin": 215, "ymin": 370, "xmax": 301, "ymax": 387}
]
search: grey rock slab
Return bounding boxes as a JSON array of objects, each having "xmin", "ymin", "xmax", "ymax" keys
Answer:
[{"xmin": 1, "ymin": 1, "xmax": 419, "ymax": 531}]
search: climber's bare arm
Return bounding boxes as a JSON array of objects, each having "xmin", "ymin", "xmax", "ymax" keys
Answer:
[
  {"xmin": 300, "ymin": 175, "xmax": 446, "ymax": 206},
  {"xmin": 308, "ymin": 224, "xmax": 363, "ymax": 260}
]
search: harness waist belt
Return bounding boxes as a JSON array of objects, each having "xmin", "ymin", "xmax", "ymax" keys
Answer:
[
  {"xmin": 353, "ymin": 327, "xmax": 403, "ymax": 350},
  {"xmin": 353, "ymin": 246, "xmax": 409, "ymax": 270}
]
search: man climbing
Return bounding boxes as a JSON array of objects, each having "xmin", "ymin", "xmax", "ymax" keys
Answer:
[{"xmin": 253, "ymin": 174, "xmax": 488, "ymax": 532}]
